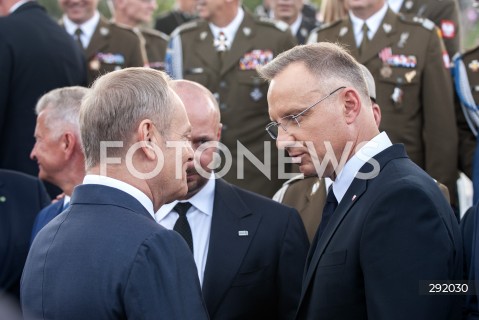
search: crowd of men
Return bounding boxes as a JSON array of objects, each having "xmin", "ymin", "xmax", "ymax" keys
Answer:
[{"xmin": 1, "ymin": 0, "xmax": 479, "ymax": 318}]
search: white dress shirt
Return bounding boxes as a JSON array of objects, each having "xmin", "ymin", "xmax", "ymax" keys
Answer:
[
  {"xmin": 332, "ymin": 132, "xmax": 392, "ymax": 203},
  {"xmin": 156, "ymin": 176, "xmax": 215, "ymax": 286},
  {"xmin": 387, "ymin": 0, "xmax": 404, "ymax": 13},
  {"xmin": 63, "ymin": 11, "xmax": 100, "ymax": 49},
  {"xmin": 83, "ymin": 174, "xmax": 155, "ymax": 219},
  {"xmin": 289, "ymin": 14, "xmax": 303, "ymax": 36},
  {"xmin": 209, "ymin": 7, "xmax": 244, "ymax": 49},
  {"xmin": 349, "ymin": 2, "xmax": 389, "ymax": 47}
]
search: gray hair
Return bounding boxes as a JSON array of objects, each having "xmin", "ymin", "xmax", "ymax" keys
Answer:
[
  {"xmin": 80, "ymin": 67, "xmax": 176, "ymax": 170},
  {"xmin": 258, "ymin": 42, "xmax": 370, "ymax": 102},
  {"xmin": 35, "ymin": 86, "xmax": 89, "ymax": 138}
]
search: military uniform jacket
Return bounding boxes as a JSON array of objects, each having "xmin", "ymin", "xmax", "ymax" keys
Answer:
[
  {"xmin": 398, "ymin": 0, "xmax": 460, "ymax": 58},
  {"xmin": 69, "ymin": 17, "xmax": 145, "ymax": 86},
  {"xmin": 453, "ymin": 45, "xmax": 479, "ymax": 178},
  {"xmin": 308, "ymin": 9, "xmax": 458, "ymax": 205},
  {"xmin": 167, "ymin": 11, "xmax": 296, "ymax": 197},
  {"xmin": 140, "ymin": 27, "xmax": 168, "ymax": 71}
]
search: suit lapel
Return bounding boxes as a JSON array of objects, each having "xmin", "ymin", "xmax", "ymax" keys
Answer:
[
  {"xmin": 85, "ymin": 17, "xmax": 110, "ymax": 61},
  {"xmin": 193, "ymin": 22, "xmax": 222, "ymax": 72},
  {"xmin": 202, "ymin": 179, "xmax": 261, "ymax": 317},
  {"xmin": 220, "ymin": 13, "xmax": 255, "ymax": 76},
  {"xmin": 359, "ymin": 9, "xmax": 398, "ymax": 64},
  {"xmin": 299, "ymin": 145, "xmax": 409, "ymax": 303},
  {"xmin": 301, "ymin": 178, "xmax": 367, "ymax": 289}
]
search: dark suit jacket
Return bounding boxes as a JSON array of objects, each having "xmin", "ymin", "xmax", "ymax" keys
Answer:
[
  {"xmin": 0, "ymin": 169, "xmax": 50, "ymax": 302},
  {"xmin": 29, "ymin": 198, "xmax": 65, "ymax": 242},
  {"xmin": 21, "ymin": 184, "xmax": 208, "ymax": 319},
  {"xmin": 296, "ymin": 144, "xmax": 463, "ymax": 320},
  {"xmin": 202, "ymin": 178, "xmax": 309, "ymax": 319},
  {"xmin": 0, "ymin": 2, "xmax": 86, "ymax": 177},
  {"xmin": 461, "ymin": 205, "xmax": 479, "ymax": 319},
  {"xmin": 154, "ymin": 10, "xmax": 196, "ymax": 35}
]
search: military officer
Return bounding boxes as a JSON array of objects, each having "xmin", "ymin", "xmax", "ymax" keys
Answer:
[
  {"xmin": 111, "ymin": 0, "xmax": 168, "ymax": 70},
  {"xmin": 59, "ymin": 0, "xmax": 145, "ymax": 86},
  {"xmin": 453, "ymin": 45, "xmax": 479, "ymax": 202},
  {"xmin": 166, "ymin": 0, "xmax": 296, "ymax": 197},
  {"xmin": 388, "ymin": 0, "xmax": 461, "ymax": 60},
  {"xmin": 270, "ymin": 0, "xmax": 320, "ymax": 44},
  {"xmin": 308, "ymin": 0, "xmax": 458, "ymax": 209}
]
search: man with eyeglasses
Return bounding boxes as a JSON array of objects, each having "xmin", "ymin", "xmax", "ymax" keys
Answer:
[{"xmin": 258, "ymin": 42, "xmax": 463, "ymax": 320}]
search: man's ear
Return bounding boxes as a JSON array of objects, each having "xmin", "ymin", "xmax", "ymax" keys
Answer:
[
  {"xmin": 342, "ymin": 88, "xmax": 361, "ymax": 125},
  {"xmin": 61, "ymin": 132, "xmax": 77, "ymax": 159},
  {"xmin": 138, "ymin": 120, "xmax": 160, "ymax": 160}
]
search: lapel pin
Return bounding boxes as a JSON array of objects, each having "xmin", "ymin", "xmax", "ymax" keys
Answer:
[
  {"xmin": 200, "ymin": 31, "xmax": 208, "ymax": 40},
  {"xmin": 100, "ymin": 27, "xmax": 109, "ymax": 36},
  {"xmin": 383, "ymin": 23, "xmax": 392, "ymax": 34},
  {"xmin": 0, "ymin": 196, "xmax": 6, "ymax": 203},
  {"xmin": 339, "ymin": 26, "xmax": 348, "ymax": 37},
  {"xmin": 243, "ymin": 27, "xmax": 251, "ymax": 36},
  {"xmin": 352, "ymin": 195, "xmax": 357, "ymax": 201},
  {"xmin": 238, "ymin": 230, "xmax": 249, "ymax": 236},
  {"xmin": 405, "ymin": 0, "xmax": 413, "ymax": 10}
]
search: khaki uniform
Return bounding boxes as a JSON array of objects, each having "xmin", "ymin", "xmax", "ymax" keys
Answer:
[
  {"xmin": 308, "ymin": 9, "xmax": 458, "ymax": 205},
  {"xmin": 77, "ymin": 17, "xmax": 145, "ymax": 86},
  {"xmin": 273, "ymin": 175, "xmax": 327, "ymax": 243},
  {"xmin": 396, "ymin": 0, "xmax": 460, "ymax": 59},
  {"xmin": 453, "ymin": 46, "xmax": 479, "ymax": 178},
  {"xmin": 139, "ymin": 27, "xmax": 168, "ymax": 71},
  {"xmin": 167, "ymin": 11, "xmax": 297, "ymax": 197}
]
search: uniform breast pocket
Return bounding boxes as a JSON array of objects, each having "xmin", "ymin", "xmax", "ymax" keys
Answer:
[
  {"xmin": 377, "ymin": 68, "xmax": 421, "ymax": 110},
  {"xmin": 184, "ymin": 68, "xmax": 210, "ymax": 88},
  {"xmin": 236, "ymin": 71, "xmax": 268, "ymax": 106},
  {"xmin": 231, "ymin": 264, "xmax": 270, "ymax": 287}
]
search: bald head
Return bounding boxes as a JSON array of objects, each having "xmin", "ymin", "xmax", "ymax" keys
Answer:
[
  {"xmin": 171, "ymin": 80, "xmax": 221, "ymax": 125},
  {"xmin": 170, "ymin": 80, "xmax": 222, "ymax": 199}
]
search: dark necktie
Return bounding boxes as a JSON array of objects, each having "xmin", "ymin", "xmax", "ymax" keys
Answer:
[
  {"xmin": 74, "ymin": 27, "xmax": 83, "ymax": 50},
  {"xmin": 173, "ymin": 202, "xmax": 193, "ymax": 252},
  {"xmin": 359, "ymin": 22, "xmax": 369, "ymax": 56},
  {"xmin": 316, "ymin": 186, "xmax": 338, "ymax": 240}
]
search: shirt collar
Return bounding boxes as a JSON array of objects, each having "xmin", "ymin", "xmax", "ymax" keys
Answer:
[
  {"xmin": 350, "ymin": 2, "xmax": 388, "ymax": 41},
  {"xmin": 156, "ymin": 174, "xmax": 216, "ymax": 221},
  {"xmin": 9, "ymin": 0, "xmax": 30, "ymax": 13},
  {"xmin": 387, "ymin": 0, "xmax": 404, "ymax": 13},
  {"xmin": 63, "ymin": 10, "xmax": 100, "ymax": 40},
  {"xmin": 289, "ymin": 13, "xmax": 303, "ymax": 36},
  {"xmin": 332, "ymin": 132, "xmax": 392, "ymax": 203},
  {"xmin": 209, "ymin": 7, "xmax": 244, "ymax": 48},
  {"xmin": 82, "ymin": 174, "xmax": 155, "ymax": 219}
]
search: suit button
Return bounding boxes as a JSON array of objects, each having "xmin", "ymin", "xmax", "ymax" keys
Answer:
[
  {"xmin": 220, "ymin": 102, "xmax": 227, "ymax": 110},
  {"xmin": 219, "ymin": 81, "xmax": 227, "ymax": 88}
]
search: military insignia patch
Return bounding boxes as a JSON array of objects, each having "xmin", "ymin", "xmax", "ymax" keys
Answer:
[
  {"xmin": 100, "ymin": 27, "xmax": 109, "ymax": 36},
  {"xmin": 239, "ymin": 50, "xmax": 273, "ymax": 70},
  {"xmin": 339, "ymin": 26, "xmax": 348, "ymax": 37},
  {"xmin": 440, "ymin": 20, "xmax": 455, "ymax": 39}
]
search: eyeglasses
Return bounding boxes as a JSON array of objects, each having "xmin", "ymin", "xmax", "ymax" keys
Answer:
[{"xmin": 265, "ymin": 86, "xmax": 346, "ymax": 140}]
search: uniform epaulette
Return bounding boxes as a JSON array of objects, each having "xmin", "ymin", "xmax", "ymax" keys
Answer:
[
  {"xmin": 171, "ymin": 20, "xmax": 200, "ymax": 37},
  {"xmin": 400, "ymin": 14, "xmax": 435, "ymax": 31},
  {"xmin": 281, "ymin": 173, "xmax": 305, "ymax": 187},
  {"xmin": 258, "ymin": 16, "xmax": 289, "ymax": 32},
  {"xmin": 140, "ymin": 27, "xmax": 169, "ymax": 41}
]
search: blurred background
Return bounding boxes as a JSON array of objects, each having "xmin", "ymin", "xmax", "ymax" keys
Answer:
[{"xmin": 38, "ymin": 0, "xmax": 479, "ymax": 51}]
